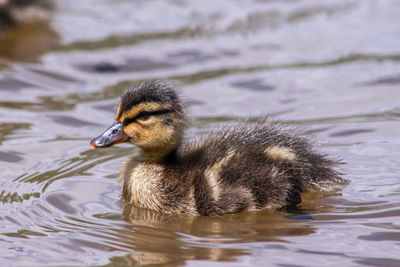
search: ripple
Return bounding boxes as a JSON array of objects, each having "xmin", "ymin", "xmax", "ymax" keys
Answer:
[
  {"xmin": 57, "ymin": 26, "xmax": 205, "ymax": 52},
  {"xmin": 0, "ymin": 123, "xmax": 31, "ymax": 145},
  {"xmin": 0, "ymin": 77, "xmax": 35, "ymax": 91},
  {"xmin": 0, "ymin": 151, "xmax": 23, "ymax": 163},
  {"xmin": 363, "ymin": 74, "xmax": 400, "ymax": 86},
  {"xmin": 231, "ymin": 79, "xmax": 275, "ymax": 91},
  {"xmin": 48, "ymin": 115, "xmax": 100, "ymax": 127},
  {"xmin": 354, "ymin": 257, "xmax": 400, "ymax": 267},
  {"xmin": 46, "ymin": 193, "xmax": 77, "ymax": 215},
  {"xmin": 313, "ymin": 208, "xmax": 400, "ymax": 221},
  {"xmin": 0, "ymin": 99, "xmax": 75, "ymax": 112},
  {"xmin": 76, "ymin": 57, "xmax": 176, "ymax": 73},
  {"xmin": 330, "ymin": 129, "xmax": 375, "ymax": 137},
  {"xmin": 358, "ymin": 231, "xmax": 400, "ymax": 241}
]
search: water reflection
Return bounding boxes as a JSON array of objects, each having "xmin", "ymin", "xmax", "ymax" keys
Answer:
[
  {"xmin": 12, "ymin": 147, "xmax": 133, "ymax": 192},
  {"xmin": 108, "ymin": 205, "xmax": 316, "ymax": 266},
  {"xmin": 0, "ymin": 122, "xmax": 30, "ymax": 145}
]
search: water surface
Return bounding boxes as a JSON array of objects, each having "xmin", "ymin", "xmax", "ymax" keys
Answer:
[{"xmin": 0, "ymin": 0, "xmax": 399, "ymax": 266}]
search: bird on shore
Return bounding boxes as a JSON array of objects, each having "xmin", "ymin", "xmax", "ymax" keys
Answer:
[{"xmin": 90, "ymin": 80, "xmax": 342, "ymax": 216}]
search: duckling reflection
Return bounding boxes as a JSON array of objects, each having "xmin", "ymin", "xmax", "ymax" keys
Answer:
[
  {"xmin": 91, "ymin": 80, "xmax": 343, "ymax": 216},
  {"xmin": 114, "ymin": 204, "xmax": 316, "ymax": 266}
]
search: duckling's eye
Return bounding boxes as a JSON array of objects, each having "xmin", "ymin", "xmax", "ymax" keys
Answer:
[
  {"xmin": 123, "ymin": 117, "xmax": 137, "ymax": 126},
  {"xmin": 123, "ymin": 109, "xmax": 172, "ymax": 125},
  {"xmin": 163, "ymin": 118, "xmax": 172, "ymax": 125},
  {"xmin": 137, "ymin": 111, "xmax": 150, "ymax": 121}
]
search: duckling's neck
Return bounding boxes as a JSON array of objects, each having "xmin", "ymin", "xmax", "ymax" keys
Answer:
[{"xmin": 140, "ymin": 146, "xmax": 178, "ymax": 163}]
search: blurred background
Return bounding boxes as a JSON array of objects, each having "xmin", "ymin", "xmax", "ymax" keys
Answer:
[{"xmin": 0, "ymin": 0, "xmax": 399, "ymax": 266}]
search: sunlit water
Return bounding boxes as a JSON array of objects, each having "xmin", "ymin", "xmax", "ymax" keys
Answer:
[{"xmin": 0, "ymin": 0, "xmax": 399, "ymax": 266}]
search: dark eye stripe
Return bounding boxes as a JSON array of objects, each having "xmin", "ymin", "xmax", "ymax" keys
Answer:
[{"xmin": 123, "ymin": 109, "xmax": 172, "ymax": 125}]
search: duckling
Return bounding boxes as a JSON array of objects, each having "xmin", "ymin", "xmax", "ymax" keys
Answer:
[{"xmin": 90, "ymin": 80, "xmax": 342, "ymax": 216}]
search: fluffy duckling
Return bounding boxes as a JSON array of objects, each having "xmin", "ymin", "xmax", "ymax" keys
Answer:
[{"xmin": 91, "ymin": 80, "xmax": 342, "ymax": 216}]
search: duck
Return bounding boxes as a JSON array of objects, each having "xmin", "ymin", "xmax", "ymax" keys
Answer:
[{"xmin": 90, "ymin": 80, "xmax": 343, "ymax": 216}]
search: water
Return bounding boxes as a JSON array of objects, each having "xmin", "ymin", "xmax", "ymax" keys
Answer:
[{"xmin": 0, "ymin": 0, "xmax": 399, "ymax": 266}]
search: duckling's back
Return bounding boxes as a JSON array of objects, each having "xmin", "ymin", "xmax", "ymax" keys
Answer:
[{"xmin": 172, "ymin": 121, "xmax": 342, "ymax": 215}]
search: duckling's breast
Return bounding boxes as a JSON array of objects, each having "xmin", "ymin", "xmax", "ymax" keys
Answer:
[
  {"xmin": 127, "ymin": 163, "xmax": 165, "ymax": 211},
  {"xmin": 120, "ymin": 156, "xmax": 198, "ymax": 215}
]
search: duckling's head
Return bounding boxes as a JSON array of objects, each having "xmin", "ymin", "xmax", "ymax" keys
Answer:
[{"xmin": 90, "ymin": 80, "xmax": 185, "ymax": 159}]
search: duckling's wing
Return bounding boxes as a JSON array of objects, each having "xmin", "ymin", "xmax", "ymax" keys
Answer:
[{"xmin": 180, "ymin": 121, "xmax": 342, "ymax": 214}]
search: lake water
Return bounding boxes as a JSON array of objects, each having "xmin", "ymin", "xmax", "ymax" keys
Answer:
[{"xmin": 0, "ymin": 0, "xmax": 399, "ymax": 266}]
